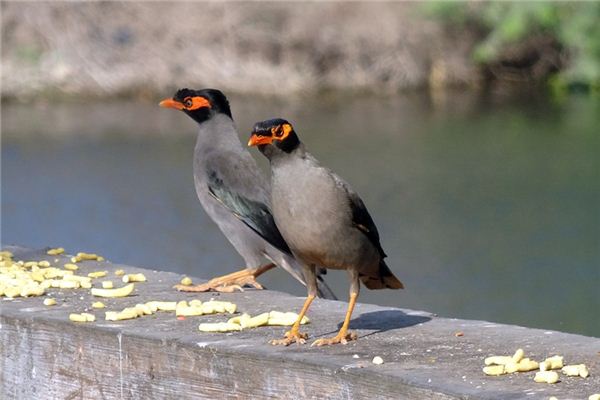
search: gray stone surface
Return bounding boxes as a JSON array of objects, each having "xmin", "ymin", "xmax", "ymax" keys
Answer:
[{"xmin": 1, "ymin": 245, "xmax": 599, "ymax": 399}]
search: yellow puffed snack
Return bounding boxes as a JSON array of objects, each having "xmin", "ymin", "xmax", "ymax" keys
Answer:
[
  {"xmin": 43, "ymin": 298, "xmax": 57, "ymax": 306},
  {"xmin": 562, "ymin": 364, "xmax": 589, "ymax": 378},
  {"xmin": 198, "ymin": 322, "xmax": 243, "ymax": 332},
  {"xmin": 92, "ymin": 301, "xmax": 106, "ymax": 309},
  {"xmin": 180, "ymin": 276, "xmax": 193, "ymax": 286},
  {"xmin": 88, "ymin": 271, "xmax": 108, "ymax": 279},
  {"xmin": 534, "ymin": 371, "xmax": 559, "ymax": 384},
  {"xmin": 91, "ymin": 283, "xmax": 134, "ymax": 298},
  {"xmin": 540, "ymin": 355, "xmax": 563, "ymax": 371},
  {"xmin": 47, "ymin": 248, "xmax": 65, "ymax": 255},
  {"xmin": 122, "ymin": 273, "xmax": 146, "ymax": 283},
  {"xmin": 483, "ymin": 365, "xmax": 506, "ymax": 376},
  {"xmin": 69, "ymin": 313, "xmax": 95, "ymax": 322}
]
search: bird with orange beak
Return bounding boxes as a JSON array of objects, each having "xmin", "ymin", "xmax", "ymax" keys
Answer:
[
  {"xmin": 159, "ymin": 89, "xmax": 335, "ymax": 299},
  {"xmin": 249, "ymin": 118, "xmax": 403, "ymax": 346}
]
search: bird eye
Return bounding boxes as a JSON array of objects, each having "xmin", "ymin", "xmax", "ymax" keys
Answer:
[
  {"xmin": 271, "ymin": 126, "xmax": 283, "ymax": 137},
  {"xmin": 183, "ymin": 98, "xmax": 193, "ymax": 108}
]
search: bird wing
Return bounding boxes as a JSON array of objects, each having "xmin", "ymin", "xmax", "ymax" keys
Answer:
[
  {"xmin": 204, "ymin": 152, "xmax": 292, "ymax": 256},
  {"xmin": 332, "ymin": 174, "xmax": 387, "ymax": 258}
]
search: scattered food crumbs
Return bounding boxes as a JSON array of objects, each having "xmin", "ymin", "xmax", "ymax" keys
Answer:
[
  {"xmin": 485, "ymin": 356, "xmax": 513, "ymax": 366},
  {"xmin": 177, "ymin": 316, "xmax": 186, "ymax": 321},
  {"xmin": 455, "ymin": 331, "xmax": 464, "ymax": 337},
  {"xmin": 266, "ymin": 311, "xmax": 309, "ymax": 326},
  {"xmin": 353, "ymin": 354, "xmax": 360, "ymax": 359},
  {"xmin": 534, "ymin": 371, "xmax": 559, "ymax": 384},
  {"xmin": 146, "ymin": 301, "xmax": 177, "ymax": 312},
  {"xmin": 76, "ymin": 252, "xmax": 103, "ymax": 262},
  {"xmin": 88, "ymin": 271, "xmax": 108, "ymax": 279},
  {"xmin": 101, "ymin": 281, "xmax": 113, "ymax": 289},
  {"xmin": 122, "ymin": 273, "xmax": 146, "ymax": 283},
  {"xmin": 540, "ymin": 355, "xmax": 564, "ymax": 371},
  {"xmin": 512, "ymin": 348, "xmax": 524, "ymax": 363},
  {"xmin": 105, "ymin": 301, "xmax": 176, "ymax": 321},
  {"xmin": 180, "ymin": 276, "xmax": 193, "ymax": 286},
  {"xmin": 0, "ymin": 254, "xmax": 97, "ymax": 298},
  {"xmin": 198, "ymin": 310, "xmax": 309, "ymax": 332},
  {"xmin": 105, "ymin": 307, "xmax": 141, "ymax": 321},
  {"xmin": 483, "ymin": 365, "xmax": 506, "ymax": 376},
  {"xmin": 562, "ymin": 364, "xmax": 589, "ymax": 378},
  {"xmin": 372, "ymin": 356, "xmax": 384, "ymax": 365},
  {"xmin": 229, "ymin": 312, "xmax": 269, "ymax": 328},
  {"xmin": 92, "ymin": 301, "xmax": 105, "ymax": 309},
  {"xmin": 43, "ymin": 298, "xmax": 56, "ymax": 306},
  {"xmin": 47, "ymin": 248, "xmax": 65, "ymax": 255},
  {"xmin": 199, "ymin": 322, "xmax": 241, "ymax": 332},
  {"xmin": 91, "ymin": 283, "xmax": 134, "ymax": 298},
  {"xmin": 114, "ymin": 269, "xmax": 125, "ymax": 276},
  {"xmin": 64, "ymin": 263, "xmax": 78, "ymax": 271},
  {"xmin": 483, "ymin": 349, "xmax": 541, "ymax": 376},
  {"xmin": 176, "ymin": 299, "xmax": 237, "ymax": 316},
  {"xmin": 69, "ymin": 313, "xmax": 95, "ymax": 322}
]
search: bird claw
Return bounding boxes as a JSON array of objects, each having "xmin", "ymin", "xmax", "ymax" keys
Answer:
[
  {"xmin": 173, "ymin": 283, "xmax": 245, "ymax": 292},
  {"xmin": 270, "ymin": 330, "xmax": 309, "ymax": 346},
  {"xmin": 173, "ymin": 268, "xmax": 270, "ymax": 293},
  {"xmin": 311, "ymin": 331, "xmax": 357, "ymax": 347}
]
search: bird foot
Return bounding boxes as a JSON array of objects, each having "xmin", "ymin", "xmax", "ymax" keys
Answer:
[
  {"xmin": 173, "ymin": 266, "xmax": 273, "ymax": 293},
  {"xmin": 311, "ymin": 331, "xmax": 357, "ymax": 347},
  {"xmin": 270, "ymin": 330, "xmax": 309, "ymax": 346}
]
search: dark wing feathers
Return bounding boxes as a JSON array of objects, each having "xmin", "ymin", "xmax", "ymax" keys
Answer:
[
  {"xmin": 207, "ymin": 169, "xmax": 292, "ymax": 256},
  {"xmin": 333, "ymin": 174, "xmax": 387, "ymax": 258}
]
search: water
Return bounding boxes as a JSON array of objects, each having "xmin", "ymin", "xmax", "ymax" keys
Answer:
[{"xmin": 2, "ymin": 92, "xmax": 599, "ymax": 336}]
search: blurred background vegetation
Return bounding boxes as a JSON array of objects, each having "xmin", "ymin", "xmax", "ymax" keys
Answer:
[
  {"xmin": 2, "ymin": 2, "xmax": 598, "ymax": 99},
  {"xmin": 425, "ymin": 2, "xmax": 600, "ymax": 95}
]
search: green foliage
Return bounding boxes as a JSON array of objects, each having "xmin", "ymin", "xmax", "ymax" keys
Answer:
[{"xmin": 424, "ymin": 2, "xmax": 600, "ymax": 92}]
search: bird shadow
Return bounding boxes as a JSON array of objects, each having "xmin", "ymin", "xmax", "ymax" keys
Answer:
[{"xmin": 334, "ymin": 310, "xmax": 431, "ymax": 339}]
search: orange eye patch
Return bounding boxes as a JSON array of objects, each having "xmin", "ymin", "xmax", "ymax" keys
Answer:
[
  {"xmin": 270, "ymin": 123, "xmax": 293, "ymax": 139},
  {"xmin": 183, "ymin": 96, "xmax": 212, "ymax": 111}
]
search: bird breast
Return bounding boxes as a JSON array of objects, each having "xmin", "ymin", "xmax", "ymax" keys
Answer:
[{"xmin": 271, "ymin": 157, "xmax": 357, "ymax": 268}]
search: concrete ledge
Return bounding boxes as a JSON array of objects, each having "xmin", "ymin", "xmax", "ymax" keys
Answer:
[{"xmin": 1, "ymin": 246, "xmax": 599, "ymax": 399}]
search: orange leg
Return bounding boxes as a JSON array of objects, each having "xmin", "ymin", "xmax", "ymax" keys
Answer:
[
  {"xmin": 270, "ymin": 294, "xmax": 315, "ymax": 346},
  {"xmin": 174, "ymin": 263, "xmax": 275, "ymax": 292},
  {"xmin": 311, "ymin": 292, "xmax": 358, "ymax": 346}
]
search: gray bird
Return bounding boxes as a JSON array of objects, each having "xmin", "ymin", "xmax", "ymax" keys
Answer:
[
  {"xmin": 248, "ymin": 118, "xmax": 403, "ymax": 346},
  {"xmin": 159, "ymin": 89, "xmax": 335, "ymax": 299}
]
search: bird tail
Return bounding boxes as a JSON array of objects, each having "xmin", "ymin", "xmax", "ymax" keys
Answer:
[{"xmin": 360, "ymin": 260, "xmax": 404, "ymax": 290}]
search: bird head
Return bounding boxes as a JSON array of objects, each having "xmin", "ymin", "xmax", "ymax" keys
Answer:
[
  {"xmin": 248, "ymin": 118, "xmax": 300, "ymax": 156},
  {"xmin": 159, "ymin": 88, "xmax": 232, "ymax": 124}
]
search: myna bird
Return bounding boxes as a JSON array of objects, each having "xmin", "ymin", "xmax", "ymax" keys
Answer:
[
  {"xmin": 159, "ymin": 89, "xmax": 335, "ymax": 299},
  {"xmin": 248, "ymin": 118, "xmax": 403, "ymax": 346}
]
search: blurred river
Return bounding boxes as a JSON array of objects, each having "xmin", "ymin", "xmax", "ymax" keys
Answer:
[{"xmin": 2, "ymin": 91, "xmax": 598, "ymax": 336}]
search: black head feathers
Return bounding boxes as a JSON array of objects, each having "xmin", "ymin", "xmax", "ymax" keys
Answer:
[
  {"xmin": 250, "ymin": 118, "xmax": 301, "ymax": 155},
  {"xmin": 167, "ymin": 88, "xmax": 232, "ymax": 123}
]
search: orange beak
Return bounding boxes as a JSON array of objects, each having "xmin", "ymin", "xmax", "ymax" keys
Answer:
[
  {"xmin": 248, "ymin": 134, "xmax": 274, "ymax": 147},
  {"xmin": 159, "ymin": 98, "xmax": 184, "ymax": 110}
]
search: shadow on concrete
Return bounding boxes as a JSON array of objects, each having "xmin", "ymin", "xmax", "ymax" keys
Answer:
[{"xmin": 339, "ymin": 310, "xmax": 431, "ymax": 339}]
